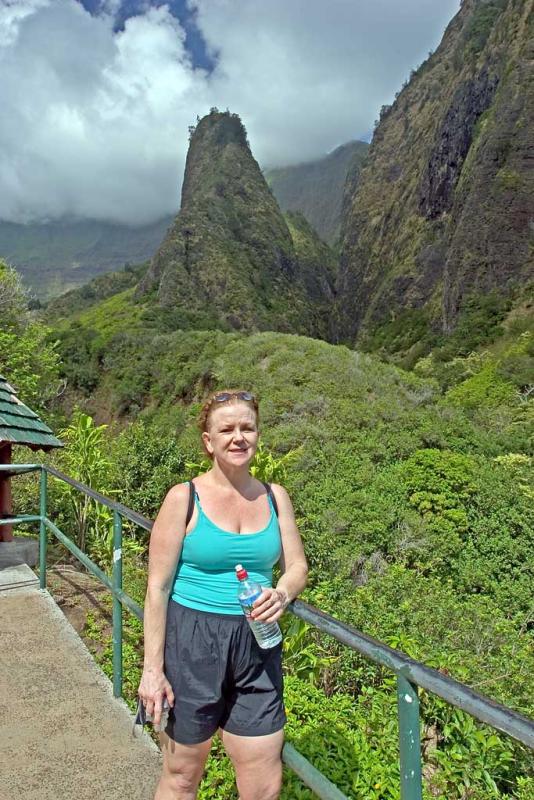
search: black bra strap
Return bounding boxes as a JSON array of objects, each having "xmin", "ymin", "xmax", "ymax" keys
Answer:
[
  {"xmin": 185, "ymin": 480, "xmax": 195, "ymax": 527},
  {"xmin": 262, "ymin": 482, "xmax": 279, "ymax": 518}
]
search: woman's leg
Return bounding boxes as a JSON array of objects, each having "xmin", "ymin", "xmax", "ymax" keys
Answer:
[
  {"xmin": 220, "ymin": 728, "xmax": 284, "ymax": 800},
  {"xmin": 154, "ymin": 732, "xmax": 212, "ymax": 800}
]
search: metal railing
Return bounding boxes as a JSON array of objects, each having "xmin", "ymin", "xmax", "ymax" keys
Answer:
[{"xmin": 1, "ymin": 462, "xmax": 533, "ymax": 800}]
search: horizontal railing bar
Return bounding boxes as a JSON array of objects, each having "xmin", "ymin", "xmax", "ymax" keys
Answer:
[
  {"xmin": 0, "ymin": 464, "xmax": 41, "ymax": 474},
  {"xmin": 291, "ymin": 600, "xmax": 534, "ymax": 749},
  {"xmin": 44, "ymin": 466, "xmax": 153, "ymax": 532},
  {"xmin": 282, "ymin": 743, "xmax": 348, "ymax": 800},
  {"xmin": 0, "ymin": 515, "xmax": 41, "ymax": 525},
  {"xmin": 7, "ymin": 465, "xmax": 534, "ymax": 752},
  {"xmin": 43, "ymin": 518, "xmax": 144, "ymax": 620}
]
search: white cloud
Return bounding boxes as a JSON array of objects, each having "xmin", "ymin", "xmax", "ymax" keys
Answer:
[
  {"xmin": 0, "ymin": 0, "xmax": 49, "ymax": 46},
  {"xmin": 0, "ymin": 0, "xmax": 460, "ymax": 225},
  {"xmin": 195, "ymin": 0, "xmax": 462, "ymax": 167}
]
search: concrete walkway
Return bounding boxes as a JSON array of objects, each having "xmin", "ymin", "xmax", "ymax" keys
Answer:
[{"xmin": 0, "ymin": 567, "xmax": 162, "ymax": 800}]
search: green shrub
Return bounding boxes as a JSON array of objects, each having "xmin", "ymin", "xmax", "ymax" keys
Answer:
[
  {"xmin": 109, "ymin": 418, "xmax": 192, "ymax": 520},
  {"xmin": 58, "ymin": 409, "xmax": 114, "ymax": 554},
  {"xmin": 0, "ymin": 323, "xmax": 61, "ymax": 412},
  {"xmin": 55, "ymin": 322, "xmax": 102, "ymax": 394},
  {"xmin": 435, "ymin": 293, "xmax": 511, "ymax": 361},
  {"xmin": 497, "ymin": 333, "xmax": 534, "ymax": 390},
  {"xmin": 444, "ymin": 363, "xmax": 516, "ymax": 409},
  {"xmin": 362, "ymin": 308, "xmax": 432, "ymax": 356}
]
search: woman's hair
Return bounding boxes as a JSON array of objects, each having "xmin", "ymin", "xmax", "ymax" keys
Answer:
[{"xmin": 198, "ymin": 389, "xmax": 259, "ymax": 434}]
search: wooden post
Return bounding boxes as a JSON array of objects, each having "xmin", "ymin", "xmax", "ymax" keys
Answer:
[{"xmin": 0, "ymin": 443, "xmax": 13, "ymax": 541}]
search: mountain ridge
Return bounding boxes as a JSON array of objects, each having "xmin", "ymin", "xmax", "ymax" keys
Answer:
[
  {"xmin": 338, "ymin": 0, "xmax": 534, "ymax": 349},
  {"xmin": 0, "ymin": 138, "xmax": 360, "ymax": 302},
  {"xmin": 137, "ymin": 109, "xmax": 336, "ymax": 339},
  {"xmin": 0, "ymin": 217, "xmax": 173, "ymax": 300}
]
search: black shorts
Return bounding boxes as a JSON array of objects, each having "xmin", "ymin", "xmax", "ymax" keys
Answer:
[{"xmin": 164, "ymin": 600, "xmax": 286, "ymax": 744}]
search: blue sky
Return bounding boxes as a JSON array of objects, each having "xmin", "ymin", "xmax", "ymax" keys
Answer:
[
  {"xmin": 80, "ymin": 0, "xmax": 214, "ymax": 68},
  {"xmin": 0, "ymin": 0, "xmax": 461, "ymax": 225}
]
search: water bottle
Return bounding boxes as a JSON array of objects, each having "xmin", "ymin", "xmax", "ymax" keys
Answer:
[{"xmin": 235, "ymin": 564, "xmax": 282, "ymax": 649}]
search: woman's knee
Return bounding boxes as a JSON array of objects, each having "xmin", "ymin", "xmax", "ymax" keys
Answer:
[
  {"xmin": 239, "ymin": 774, "xmax": 282, "ymax": 800},
  {"xmin": 222, "ymin": 728, "xmax": 284, "ymax": 800},
  {"xmin": 237, "ymin": 761, "xmax": 282, "ymax": 800},
  {"xmin": 159, "ymin": 734, "xmax": 211, "ymax": 797},
  {"xmin": 159, "ymin": 757, "xmax": 205, "ymax": 799},
  {"xmin": 161, "ymin": 768, "xmax": 198, "ymax": 795}
]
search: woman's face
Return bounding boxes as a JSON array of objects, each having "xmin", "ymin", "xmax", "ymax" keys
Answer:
[{"xmin": 202, "ymin": 402, "xmax": 259, "ymax": 468}]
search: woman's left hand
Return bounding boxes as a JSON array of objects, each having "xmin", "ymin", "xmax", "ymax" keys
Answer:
[{"xmin": 251, "ymin": 587, "xmax": 289, "ymax": 624}]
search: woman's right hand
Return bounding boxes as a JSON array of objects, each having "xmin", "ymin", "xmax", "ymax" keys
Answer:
[{"xmin": 138, "ymin": 666, "xmax": 175, "ymax": 727}]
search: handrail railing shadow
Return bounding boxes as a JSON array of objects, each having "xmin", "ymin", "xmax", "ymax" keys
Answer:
[{"xmin": 1, "ymin": 463, "xmax": 533, "ymax": 800}]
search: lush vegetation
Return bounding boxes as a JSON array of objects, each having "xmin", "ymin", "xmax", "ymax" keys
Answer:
[
  {"xmin": 361, "ymin": 288, "xmax": 532, "ymax": 373},
  {"xmin": 30, "ymin": 281, "xmax": 532, "ymax": 798},
  {"xmin": 3, "ymin": 245, "xmax": 533, "ymax": 798},
  {"xmin": 0, "ymin": 259, "xmax": 61, "ymax": 413}
]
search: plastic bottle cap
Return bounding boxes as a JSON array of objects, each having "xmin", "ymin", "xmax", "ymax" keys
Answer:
[{"xmin": 235, "ymin": 564, "xmax": 248, "ymax": 579}]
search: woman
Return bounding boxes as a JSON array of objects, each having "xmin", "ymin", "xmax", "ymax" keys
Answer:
[{"xmin": 138, "ymin": 390, "xmax": 308, "ymax": 800}]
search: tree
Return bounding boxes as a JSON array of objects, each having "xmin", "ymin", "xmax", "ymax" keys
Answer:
[
  {"xmin": 58, "ymin": 410, "xmax": 113, "ymax": 554},
  {"xmin": 0, "ymin": 259, "xmax": 28, "ymax": 329},
  {"xmin": 0, "ymin": 261, "xmax": 60, "ymax": 412}
]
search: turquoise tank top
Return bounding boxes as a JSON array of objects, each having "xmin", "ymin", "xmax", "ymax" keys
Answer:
[{"xmin": 171, "ymin": 486, "xmax": 282, "ymax": 614}]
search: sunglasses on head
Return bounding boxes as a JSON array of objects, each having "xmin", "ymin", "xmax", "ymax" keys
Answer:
[{"xmin": 213, "ymin": 391, "xmax": 255, "ymax": 403}]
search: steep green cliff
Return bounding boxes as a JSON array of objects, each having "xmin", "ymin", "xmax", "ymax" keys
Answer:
[
  {"xmin": 338, "ymin": 0, "xmax": 534, "ymax": 348},
  {"xmin": 138, "ymin": 110, "xmax": 335, "ymax": 337},
  {"xmin": 265, "ymin": 141, "xmax": 369, "ymax": 245}
]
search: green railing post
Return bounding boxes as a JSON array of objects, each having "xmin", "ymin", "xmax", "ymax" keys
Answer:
[
  {"xmin": 39, "ymin": 468, "xmax": 47, "ymax": 590},
  {"xmin": 112, "ymin": 511, "xmax": 123, "ymax": 698},
  {"xmin": 397, "ymin": 675, "xmax": 423, "ymax": 800}
]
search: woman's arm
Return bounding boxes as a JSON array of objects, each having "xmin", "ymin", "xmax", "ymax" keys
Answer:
[
  {"xmin": 138, "ymin": 482, "xmax": 188, "ymax": 723},
  {"xmin": 252, "ymin": 483, "xmax": 308, "ymax": 624}
]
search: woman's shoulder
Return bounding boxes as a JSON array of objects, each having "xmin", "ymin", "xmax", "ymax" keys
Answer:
[
  {"xmin": 162, "ymin": 482, "xmax": 191, "ymax": 507},
  {"xmin": 170, "ymin": 481, "xmax": 191, "ymax": 494},
  {"xmin": 266, "ymin": 482, "xmax": 291, "ymax": 505}
]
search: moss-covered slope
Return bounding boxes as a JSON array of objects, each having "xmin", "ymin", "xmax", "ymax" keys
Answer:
[
  {"xmin": 338, "ymin": 0, "xmax": 534, "ymax": 345},
  {"xmin": 137, "ymin": 110, "xmax": 335, "ymax": 338}
]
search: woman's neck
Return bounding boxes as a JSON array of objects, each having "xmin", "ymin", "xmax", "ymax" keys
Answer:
[{"xmin": 208, "ymin": 461, "xmax": 253, "ymax": 494}]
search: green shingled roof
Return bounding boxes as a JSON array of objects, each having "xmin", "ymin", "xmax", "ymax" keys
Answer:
[{"xmin": 0, "ymin": 375, "xmax": 63, "ymax": 450}]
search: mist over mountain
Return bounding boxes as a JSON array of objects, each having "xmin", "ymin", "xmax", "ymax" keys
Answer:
[
  {"xmin": 0, "ymin": 0, "xmax": 460, "ymax": 227},
  {"xmin": 0, "ymin": 217, "xmax": 172, "ymax": 300},
  {"xmin": 0, "ymin": 137, "xmax": 357, "ymax": 301}
]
